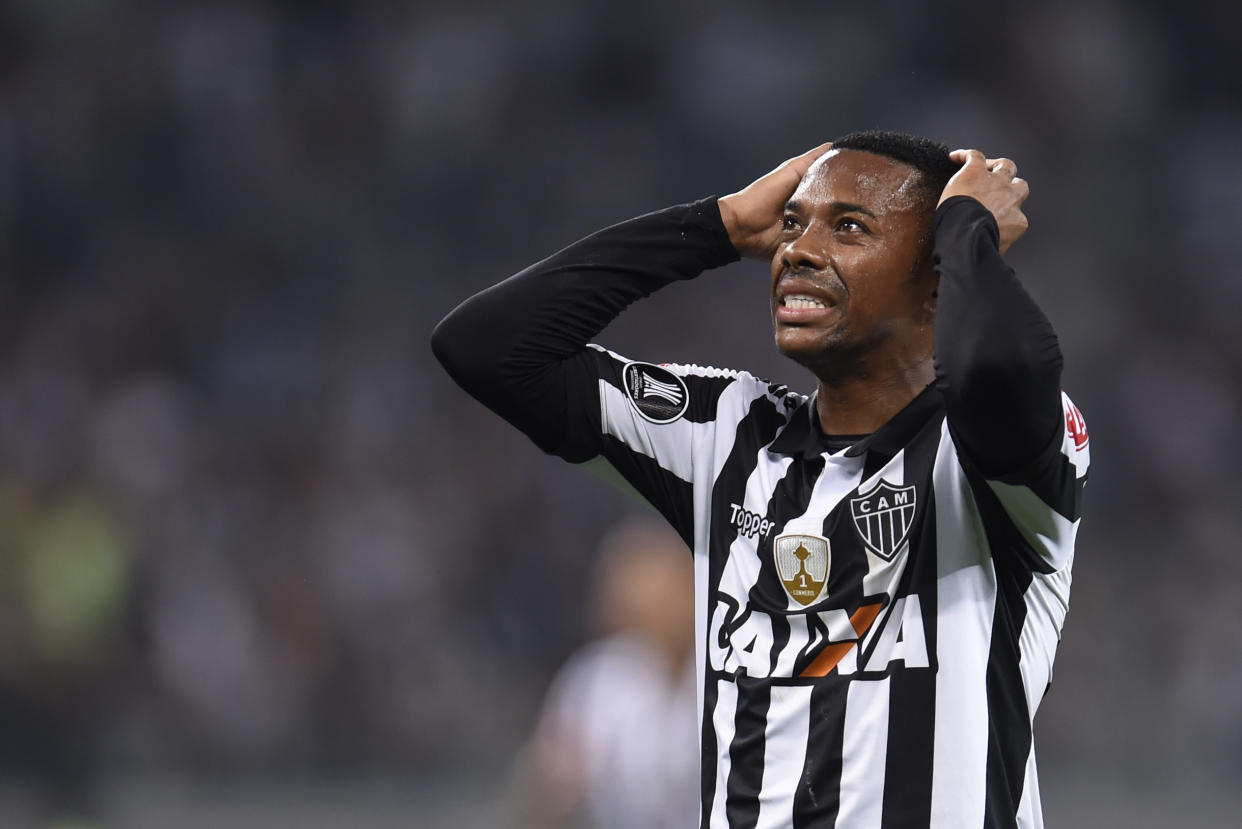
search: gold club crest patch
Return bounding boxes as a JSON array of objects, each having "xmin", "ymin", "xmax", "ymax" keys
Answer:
[{"xmin": 774, "ymin": 533, "xmax": 830, "ymax": 606}]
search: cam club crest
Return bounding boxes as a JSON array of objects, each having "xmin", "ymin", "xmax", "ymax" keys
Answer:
[
  {"xmin": 774, "ymin": 533, "xmax": 830, "ymax": 606},
  {"xmin": 849, "ymin": 480, "xmax": 917, "ymax": 561},
  {"xmin": 622, "ymin": 361, "xmax": 689, "ymax": 424}
]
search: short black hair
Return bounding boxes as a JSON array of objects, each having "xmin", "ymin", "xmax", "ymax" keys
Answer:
[{"xmin": 830, "ymin": 129, "xmax": 957, "ymax": 207}]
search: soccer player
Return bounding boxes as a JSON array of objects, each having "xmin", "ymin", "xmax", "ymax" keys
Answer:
[
  {"xmin": 432, "ymin": 131, "xmax": 1090, "ymax": 828},
  {"xmin": 513, "ymin": 517, "xmax": 698, "ymax": 829}
]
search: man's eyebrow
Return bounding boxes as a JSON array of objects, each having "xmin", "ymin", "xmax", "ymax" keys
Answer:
[
  {"xmin": 782, "ymin": 199, "xmax": 879, "ymax": 221},
  {"xmin": 830, "ymin": 201, "xmax": 879, "ymax": 220}
]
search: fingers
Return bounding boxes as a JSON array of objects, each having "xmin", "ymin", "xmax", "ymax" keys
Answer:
[
  {"xmin": 986, "ymin": 156, "xmax": 1018, "ymax": 179},
  {"xmin": 940, "ymin": 148, "xmax": 1031, "ymax": 246},
  {"xmin": 950, "ymin": 149, "xmax": 1020, "ymax": 181},
  {"xmin": 721, "ymin": 142, "xmax": 835, "ymax": 260},
  {"xmin": 801, "ymin": 141, "xmax": 834, "ymax": 160},
  {"xmin": 949, "ymin": 148, "xmax": 985, "ymax": 167},
  {"xmin": 785, "ymin": 142, "xmax": 835, "ymax": 177}
]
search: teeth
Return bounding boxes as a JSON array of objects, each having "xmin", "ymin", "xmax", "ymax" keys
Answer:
[{"xmin": 783, "ymin": 294, "xmax": 825, "ymax": 309}]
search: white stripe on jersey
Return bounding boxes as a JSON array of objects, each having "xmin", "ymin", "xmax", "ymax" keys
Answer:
[
  {"xmin": 707, "ymin": 678, "xmax": 739, "ymax": 828},
  {"xmin": 1016, "ymin": 743, "xmax": 1044, "ymax": 829},
  {"xmin": 929, "ymin": 422, "xmax": 994, "ymax": 828},
  {"xmin": 1018, "ymin": 552, "xmax": 1074, "ymax": 710},
  {"xmin": 838, "ymin": 677, "xmax": 891, "ymax": 828},
  {"xmin": 776, "ymin": 452, "xmax": 864, "ymax": 608},
  {"xmin": 754, "ymin": 685, "xmax": 812, "ymax": 828},
  {"xmin": 694, "ymin": 530, "xmax": 711, "ymax": 752},
  {"xmin": 988, "ymin": 479, "xmax": 1080, "ymax": 569}
]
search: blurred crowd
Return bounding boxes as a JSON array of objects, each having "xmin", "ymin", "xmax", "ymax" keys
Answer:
[{"xmin": 0, "ymin": 0, "xmax": 1238, "ymax": 822}]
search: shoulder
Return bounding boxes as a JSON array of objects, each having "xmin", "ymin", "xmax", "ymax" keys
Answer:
[
  {"xmin": 658, "ymin": 359, "xmax": 805, "ymax": 423},
  {"xmin": 588, "ymin": 345, "xmax": 804, "ymax": 426}
]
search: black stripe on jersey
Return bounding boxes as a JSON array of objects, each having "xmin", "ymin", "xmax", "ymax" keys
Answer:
[
  {"xmin": 725, "ymin": 677, "xmax": 770, "ymax": 829},
  {"xmin": 880, "ymin": 481, "xmax": 941, "ymax": 827},
  {"xmin": 599, "ymin": 432, "xmax": 696, "ymax": 547},
  {"xmin": 860, "ymin": 445, "xmax": 892, "ymax": 480},
  {"xmin": 818, "ymin": 495, "xmax": 869, "ymax": 619},
  {"xmin": 792, "ymin": 679, "xmax": 848, "ymax": 828},
  {"xmin": 684, "ymin": 372, "xmax": 747, "ymax": 424},
  {"xmin": 964, "ymin": 464, "xmax": 1057, "ymax": 576},
  {"xmin": 983, "ymin": 548, "xmax": 1036, "ymax": 827},
  {"xmin": 700, "ymin": 394, "xmax": 792, "ymax": 828},
  {"xmin": 882, "ymin": 667, "xmax": 936, "ymax": 826}
]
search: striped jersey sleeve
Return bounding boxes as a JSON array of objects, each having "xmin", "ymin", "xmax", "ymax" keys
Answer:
[
  {"xmin": 959, "ymin": 391, "xmax": 1090, "ymax": 575},
  {"xmin": 556, "ymin": 344, "xmax": 799, "ymax": 545}
]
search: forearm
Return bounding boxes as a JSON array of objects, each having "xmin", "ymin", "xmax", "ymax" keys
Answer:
[
  {"xmin": 431, "ymin": 198, "xmax": 739, "ymax": 452},
  {"xmin": 932, "ymin": 196, "xmax": 1063, "ymax": 476}
]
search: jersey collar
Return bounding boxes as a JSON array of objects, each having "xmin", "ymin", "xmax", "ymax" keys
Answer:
[{"xmin": 768, "ymin": 384, "xmax": 944, "ymax": 459}]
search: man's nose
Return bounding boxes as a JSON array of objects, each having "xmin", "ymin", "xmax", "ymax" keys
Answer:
[{"xmin": 779, "ymin": 232, "xmax": 828, "ymax": 273}]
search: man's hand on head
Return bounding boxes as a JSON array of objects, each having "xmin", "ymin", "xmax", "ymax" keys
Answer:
[
  {"xmin": 939, "ymin": 149, "xmax": 1030, "ymax": 254},
  {"xmin": 718, "ymin": 143, "xmax": 833, "ymax": 260}
]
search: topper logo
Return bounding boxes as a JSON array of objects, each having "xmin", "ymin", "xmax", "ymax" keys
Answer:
[{"xmin": 729, "ymin": 503, "xmax": 774, "ymax": 539}]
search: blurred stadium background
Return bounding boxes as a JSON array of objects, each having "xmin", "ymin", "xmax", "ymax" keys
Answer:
[{"xmin": 0, "ymin": 0, "xmax": 1239, "ymax": 826}]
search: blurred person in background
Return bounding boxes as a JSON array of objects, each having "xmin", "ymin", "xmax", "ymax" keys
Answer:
[
  {"xmin": 0, "ymin": 486, "xmax": 132, "ymax": 829},
  {"xmin": 512, "ymin": 516, "xmax": 697, "ymax": 829}
]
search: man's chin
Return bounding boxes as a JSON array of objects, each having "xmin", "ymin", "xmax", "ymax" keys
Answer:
[
  {"xmin": 774, "ymin": 327, "xmax": 868, "ymax": 379},
  {"xmin": 774, "ymin": 331, "xmax": 829, "ymax": 371},
  {"xmin": 775, "ymin": 325, "xmax": 828, "ymax": 358}
]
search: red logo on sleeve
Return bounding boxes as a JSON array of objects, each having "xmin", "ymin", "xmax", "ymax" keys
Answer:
[{"xmin": 1065, "ymin": 400, "xmax": 1089, "ymax": 450}]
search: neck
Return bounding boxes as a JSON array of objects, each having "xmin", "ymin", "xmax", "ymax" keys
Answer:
[{"xmin": 814, "ymin": 352, "xmax": 934, "ymax": 435}]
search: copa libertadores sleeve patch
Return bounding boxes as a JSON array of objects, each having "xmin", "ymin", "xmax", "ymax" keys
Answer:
[{"xmin": 622, "ymin": 361, "xmax": 689, "ymax": 424}]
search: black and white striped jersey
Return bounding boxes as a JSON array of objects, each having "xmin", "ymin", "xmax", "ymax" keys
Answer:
[
  {"xmin": 561, "ymin": 346, "xmax": 1088, "ymax": 828},
  {"xmin": 433, "ymin": 195, "xmax": 1090, "ymax": 828}
]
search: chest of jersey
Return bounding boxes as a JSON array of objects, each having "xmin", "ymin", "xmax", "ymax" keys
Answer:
[{"xmin": 705, "ymin": 441, "xmax": 938, "ymax": 683}]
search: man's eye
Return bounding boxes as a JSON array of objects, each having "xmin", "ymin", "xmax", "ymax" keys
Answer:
[
  {"xmin": 837, "ymin": 218, "xmax": 865, "ymax": 233},
  {"xmin": 781, "ymin": 215, "xmax": 800, "ymax": 231}
]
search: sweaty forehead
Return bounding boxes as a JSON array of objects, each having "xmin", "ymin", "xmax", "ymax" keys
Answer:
[{"xmin": 793, "ymin": 148, "xmax": 925, "ymax": 216}]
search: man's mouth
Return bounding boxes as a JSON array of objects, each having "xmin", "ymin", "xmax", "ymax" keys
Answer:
[
  {"xmin": 781, "ymin": 294, "xmax": 828, "ymax": 310},
  {"xmin": 774, "ymin": 274, "xmax": 839, "ymax": 324}
]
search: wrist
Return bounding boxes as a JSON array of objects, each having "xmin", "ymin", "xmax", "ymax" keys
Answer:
[
  {"xmin": 716, "ymin": 194, "xmax": 745, "ymax": 251},
  {"xmin": 716, "ymin": 194, "xmax": 771, "ymax": 259}
]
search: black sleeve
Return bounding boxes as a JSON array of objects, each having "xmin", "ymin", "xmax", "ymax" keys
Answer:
[
  {"xmin": 932, "ymin": 196, "xmax": 1064, "ymax": 478},
  {"xmin": 430, "ymin": 198, "xmax": 739, "ymax": 461}
]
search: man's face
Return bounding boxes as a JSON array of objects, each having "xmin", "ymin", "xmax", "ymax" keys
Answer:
[{"xmin": 770, "ymin": 148, "xmax": 937, "ymax": 374}]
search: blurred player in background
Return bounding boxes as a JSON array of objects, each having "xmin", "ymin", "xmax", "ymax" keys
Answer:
[{"xmin": 512, "ymin": 516, "xmax": 697, "ymax": 829}]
